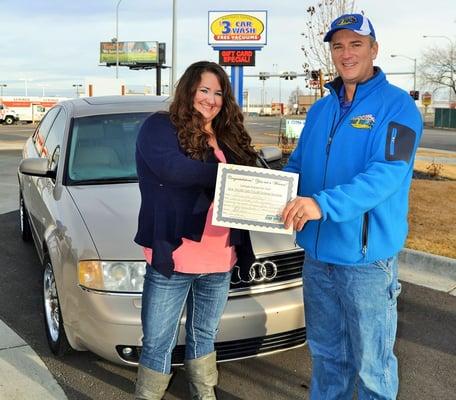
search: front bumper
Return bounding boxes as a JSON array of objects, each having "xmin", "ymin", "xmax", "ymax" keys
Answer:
[{"xmin": 69, "ymin": 284, "xmax": 305, "ymax": 366}]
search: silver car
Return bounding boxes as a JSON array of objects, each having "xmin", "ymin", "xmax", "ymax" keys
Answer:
[{"xmin": 18, "ymin": 96, "xmax": 305, "ymax": 366}]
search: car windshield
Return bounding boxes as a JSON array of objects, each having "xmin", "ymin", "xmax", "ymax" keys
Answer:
[{"xmin": 67, "ymin": 113, "xmax": 150, "ymax": 184}]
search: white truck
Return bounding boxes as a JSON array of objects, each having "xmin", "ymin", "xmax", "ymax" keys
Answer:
[
  {"xmin": 0, "ymin": 96, "xmax": 68, "ymax": 123},
  {"xmin": 0, "ymin": 104, "xmax": 20, "ymax": 125}
]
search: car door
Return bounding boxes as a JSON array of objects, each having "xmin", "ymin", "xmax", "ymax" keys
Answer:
[
  {"xmin": 27, "ymin": 107, "xmax": 66, "ymax": 250},
  {"xmin": 23, "ymin": 107, "xmax": 61, "ymax": 238}
]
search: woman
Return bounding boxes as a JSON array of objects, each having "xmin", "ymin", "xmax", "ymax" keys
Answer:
[{"xmin": 134, "ymin": 61, "xmax": 257, "ymax": 400}]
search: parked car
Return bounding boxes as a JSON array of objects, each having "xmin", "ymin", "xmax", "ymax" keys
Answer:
[{"xmin": 18, "ymin": 96, "xmax": 305, "ymax": 366}]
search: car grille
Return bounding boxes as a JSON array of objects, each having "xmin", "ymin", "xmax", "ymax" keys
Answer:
[
  {"xmin": 229, "ymin": 249, "xmax": 304, "ymax": 290},
  {"xmin": 118, "ymin": 328, "xmax": 306, "ymax": 364}
]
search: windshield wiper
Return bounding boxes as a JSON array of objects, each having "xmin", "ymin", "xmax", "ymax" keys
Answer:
[{"xmin": 71, "ymin": 177, "xmax": 138, "ymax": 185}]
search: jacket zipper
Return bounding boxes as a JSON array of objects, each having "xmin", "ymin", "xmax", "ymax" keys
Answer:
[
  {"xmin": 314, "ymin": 87, "xmax": 359, "ymax": 259},
  {"xmin": 362, "ymin": 212, "xmax": 369, "ymax": 255},
  {"xmin": 390, "ymin": 127, "xmax": 398, "ymax": 156},
  {"xmin": 314, "ymin": 113, "xmax": 337, "ymax": 258}
]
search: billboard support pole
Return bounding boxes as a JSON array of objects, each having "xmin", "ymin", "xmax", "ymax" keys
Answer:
[{"xmin": 156, "ymin": 67, "xmax": 162, "ymax": 96}]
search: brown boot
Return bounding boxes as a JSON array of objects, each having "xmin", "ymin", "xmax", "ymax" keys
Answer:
[
  {"xmin": 184, "ymin": 351, "xmax": 218, "ymax": 400},
  {"xmin": 135, "ymin": 364, "xmax": 172, "ymax": 400}
]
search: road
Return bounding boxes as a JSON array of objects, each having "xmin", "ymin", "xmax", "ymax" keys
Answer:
[
  {"xmin": 0, "ymin": 211, "xmax": 455, "ymax": 399},
  {"xmin": 244, "ymin": 116, "xmax": 456, "ymax": 151},
  {"xmin": 1, "ymin": 118, "xmax": 455, "ymax": 150}
]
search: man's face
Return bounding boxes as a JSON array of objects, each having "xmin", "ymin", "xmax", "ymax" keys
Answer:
[{"xmin": 330, "ymin": 29, "xmax": 378, "ymax": 85}]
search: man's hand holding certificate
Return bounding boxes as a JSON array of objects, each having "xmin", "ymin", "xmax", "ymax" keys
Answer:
[{"xmin": 212, "ymin": 164, "xmax": 299, "ymax": 235}]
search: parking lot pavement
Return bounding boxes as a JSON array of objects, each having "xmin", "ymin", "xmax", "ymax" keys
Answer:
[{"xmin": 0, "ymin": 150, "xmax": 21, "ymax": 214}]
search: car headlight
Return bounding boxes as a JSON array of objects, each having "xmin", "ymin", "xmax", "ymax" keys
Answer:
[{"xmin": 78, "ymin": 261, "xmax": 146, "ymax": 293}]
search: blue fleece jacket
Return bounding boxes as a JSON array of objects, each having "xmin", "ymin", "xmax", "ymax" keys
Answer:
[{"xmin": 284, "ymin": 68, "xmax": 422, "ymax": 264}]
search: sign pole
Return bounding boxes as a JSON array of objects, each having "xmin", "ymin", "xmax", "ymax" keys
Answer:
[{"xmin": 230, "ymin": 66, "xmax": 244, "ymax": 108}]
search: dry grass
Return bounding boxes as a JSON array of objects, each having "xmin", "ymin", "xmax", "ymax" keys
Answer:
[
  {"xmin": 413, "ymin": 160, "xmax": 456, "ymax": 180},
  {"xmin": 407, "ymin": 179, "xmax": 456, "ymax": 258},
  {"xmin": 407, "ymin": 153, "xmax": 456, "ymax": 258}
]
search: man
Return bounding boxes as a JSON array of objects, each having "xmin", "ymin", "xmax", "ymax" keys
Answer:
[{"xmin": 282, "ymin": 14, "xmax": 422, "ymax": 399}]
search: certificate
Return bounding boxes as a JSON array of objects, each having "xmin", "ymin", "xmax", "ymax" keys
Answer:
[{"xmin": 212, "ymin": 164, "xmax": 299, "ymax": 235}]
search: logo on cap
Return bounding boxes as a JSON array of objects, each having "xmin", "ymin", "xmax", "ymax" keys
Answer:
[{"xmin": 336, "ymin": 16, "xmax": 357, "ymax": 26}]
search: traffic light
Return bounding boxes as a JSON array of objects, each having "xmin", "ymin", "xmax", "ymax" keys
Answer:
[
  {"xmin": 311, "ymin": 70, "xmax": 320, "ymax": 80},
  {"xmin": 409, "ymin": 90, "xmax": 419, "ymax": 100},
  {"xmin": 280, "ymin": 71, "xmax": 297, "ymax": 80}
]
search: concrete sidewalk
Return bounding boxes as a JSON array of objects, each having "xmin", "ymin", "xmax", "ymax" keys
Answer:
[
  {"xmin": 0, "ymin": 247, "xmax": 455, "ymax": 399},
  {"xmin": 0, "ymin": 320, "xmax": 67, "ymax": 399}
]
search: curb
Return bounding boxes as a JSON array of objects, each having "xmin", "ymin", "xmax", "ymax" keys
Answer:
[
  {"xmin": 0, "ymin": 320, "xmax": 68, "ymax": 399},
  {"xmin": 399, "ymin": 248, "xmax": 456, "ymax": 295}
]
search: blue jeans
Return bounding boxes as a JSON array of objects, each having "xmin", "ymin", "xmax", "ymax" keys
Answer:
[
  {"xmin": 303, "ymin": 255, "xmax": 401, "ymax": 400},
  {"xmin": 139, "ymin": 266, "xmax": 231, "ymax": 374}
]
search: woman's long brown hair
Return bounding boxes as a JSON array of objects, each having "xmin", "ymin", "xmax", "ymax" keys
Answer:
[{"xmin": 169, "ymin": 61, "xmax": 257, "ymax": 166}]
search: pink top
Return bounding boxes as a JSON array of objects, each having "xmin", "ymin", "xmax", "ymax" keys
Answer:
[{"xmin": 143, "ymin": 149, "xmax": 236, "ymax": 273}]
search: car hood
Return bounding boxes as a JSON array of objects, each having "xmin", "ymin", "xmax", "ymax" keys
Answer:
[
  {"xmin": 67, "ymin": 183, "xmax": 143, "ymax": 260},
  {"xmin": 67, "ymin": 183, "xmax": 298, "ymax": 261}
]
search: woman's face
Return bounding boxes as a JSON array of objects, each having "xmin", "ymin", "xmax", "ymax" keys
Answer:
[{"xmin": 193, "ymin": 71, "xmax": 223, "ymax": 129}]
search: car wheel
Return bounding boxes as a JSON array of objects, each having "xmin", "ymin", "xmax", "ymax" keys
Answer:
[
  {"xmin": 43, "ymin": 257, "xmax": 71, "ymax": 356},
  {"xmin": 5, "ymin": 116, "xmax": 15, "ymax": 125},
  {"xmin": 19, "ymin": 193, "xmax": 32, "ymax": 242}
]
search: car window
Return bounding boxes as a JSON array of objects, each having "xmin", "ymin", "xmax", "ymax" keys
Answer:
[
  {"xmin": 43, "ymin": 108, "xmax": 66, "ymax": 170},
  {"xmin": 67, "ymin": 112, "xmax": 150, "ymax": 184},
  {"xmin": 33, "ymin": 107, "xmax": 60, "ymax": 156}
]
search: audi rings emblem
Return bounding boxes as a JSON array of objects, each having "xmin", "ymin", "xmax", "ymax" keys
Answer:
[{"xmin": 231, "ymin": 260, "xmax": 278, "ymax": 285}]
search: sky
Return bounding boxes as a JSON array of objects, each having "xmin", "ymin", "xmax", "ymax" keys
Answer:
[{"xmin": 0, "ymin": 0, "xmax": 455, "ymax": 103}]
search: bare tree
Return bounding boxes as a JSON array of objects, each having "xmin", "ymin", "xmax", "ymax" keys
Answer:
[
  {"xmin": 420, "ymin": 43, "xmax": 456, "ymax": 100},
  {"xmin": 301, "ymin": 0, "xmax": 357, "ymax": 81}
]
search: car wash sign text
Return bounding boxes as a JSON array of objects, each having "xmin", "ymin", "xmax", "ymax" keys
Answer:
[{"xmin": 208, "ymin": 11, "xmax": 267, "ymax": 47}]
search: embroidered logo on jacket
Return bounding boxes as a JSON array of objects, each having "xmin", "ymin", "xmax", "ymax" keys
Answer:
[{"xmin": 350, "ymin": 114, "xmax": 375, "ymax": 129}]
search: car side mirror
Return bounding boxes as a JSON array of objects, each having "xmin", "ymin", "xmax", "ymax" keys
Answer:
[
  {"xmin": 19, "ymin": 158, "xmax": 57, "ymax": 179},
  {"xmin": 259, "ymin": 146, "xmax": 282, "ymax": 163}
]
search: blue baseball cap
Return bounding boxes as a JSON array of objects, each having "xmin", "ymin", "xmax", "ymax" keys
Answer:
[{"xmin": 323, "ymin": 13, "xmax": 376, "ymax": 42}]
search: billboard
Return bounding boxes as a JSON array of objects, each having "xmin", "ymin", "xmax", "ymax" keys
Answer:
[
  {"xmin": 208, "ymin": 11, "xmax": 267, "ymax": 47},
  {"xmin": 219, "ymin": 49, "xmax": 255, "ymax": 66},
  {"xmin": 100, "ymin": 41, "xmax": 159, "ymax": 65}
]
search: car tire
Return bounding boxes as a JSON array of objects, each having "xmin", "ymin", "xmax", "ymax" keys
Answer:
[
  {"xmin": 5, "ymin": 116, "xmax": 15, "ymax": 125},
  {"xmin": 19, "ymin": 193, "xmax": 32, "ymax": 242},
  {"xmin": 43, "ymin": 256, "xmax": 71, "ymax": 356}
]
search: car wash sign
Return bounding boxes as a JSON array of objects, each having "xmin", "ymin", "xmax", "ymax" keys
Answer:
[{"xmin": 208, "ymin": 11, "xmax": 267, "ymax": 47}]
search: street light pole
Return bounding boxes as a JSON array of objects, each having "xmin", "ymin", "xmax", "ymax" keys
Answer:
[
  {"xmin": 390, "ymin": 54, "xmax": 417, "ymax": 91},
  {"xmin": 19, "ymin": 79, "xmax": 30, "ymax": 96},
  {"xmin": 170, "ymin": 0, "xmax": 177, "ymax": 96},
  {"xmin": 115, "ymin": 0, "xmax": 123, "ymax": 79},
  {"xmin": 72, "ymin": 84, "xmax": 83, "ymax": 98},
  {"xmin": 0, "ymin": 84, "xmax": 6, "ymax": 97},
  {"xmin": 423, "ymin": 35, "xmax": 454, "ymax": 103},
  {"xmin": 273, "ymin": 64, "xmax": 282, "ymax": 104}
]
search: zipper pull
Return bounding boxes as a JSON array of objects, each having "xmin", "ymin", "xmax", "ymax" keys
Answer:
[
  {"xmin": 362, "ymin": 245, "xmax": 367, "ymax": 255},
  {"xmin": 326, "ymin": 136, "xmax": 333, "ymax": 154}
]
